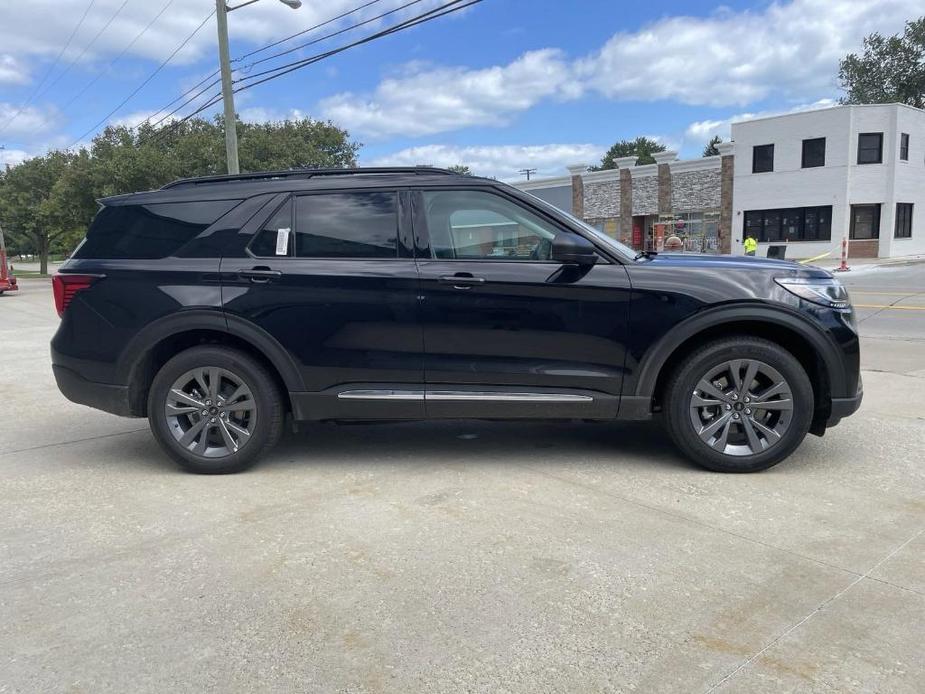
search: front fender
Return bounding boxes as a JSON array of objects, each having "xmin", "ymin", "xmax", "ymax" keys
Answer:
[{"xmin": 630, "ymin": 303, "xmax": 849, "ymax": 400}]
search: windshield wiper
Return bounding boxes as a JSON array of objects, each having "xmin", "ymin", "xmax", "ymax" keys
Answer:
[{"xmin": 634, "ymin": 250, "xmax": 658, "ymax": 260}]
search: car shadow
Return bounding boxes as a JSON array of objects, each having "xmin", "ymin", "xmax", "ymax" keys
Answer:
[{"xmin": 254, "ymin": 418, "xmax": 695, "ymax": 473}]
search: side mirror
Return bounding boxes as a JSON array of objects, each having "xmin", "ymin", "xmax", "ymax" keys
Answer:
[{"xmin": 550, "ymin": 232, "xmax": 597, "ymax": 267}]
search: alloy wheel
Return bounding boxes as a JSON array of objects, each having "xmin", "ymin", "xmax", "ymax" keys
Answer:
[
  {"xmin": 688, "ymin": 359, "xmax": 794, "ymax": 457},
  {"xmin": 164, "ymin": 367, "xmax": 257, "ymax": 458}
]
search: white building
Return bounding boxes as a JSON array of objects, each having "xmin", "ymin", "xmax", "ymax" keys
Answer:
[
  {"xmin": 732, "ymin": 103, "xmax": 925, "ymax": 259},
  {"xmin": 513, "ymin": 103, "xmax": 925, "ymax": 259}
]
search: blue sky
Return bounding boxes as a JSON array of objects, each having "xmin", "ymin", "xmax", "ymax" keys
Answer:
[{"xmin": 0, "ymin": 0, "xmax": 920, "ymax": 179}]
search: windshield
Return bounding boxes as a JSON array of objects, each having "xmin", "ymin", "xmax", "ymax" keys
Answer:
[{"xmin": 520, "ymin": 190, "xmax": 638, "ymax": 261}]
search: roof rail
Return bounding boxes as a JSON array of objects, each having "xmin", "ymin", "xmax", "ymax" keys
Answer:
[{"xmin": 160, "ymin": 166, "xmax": 458, "ymax": 190}]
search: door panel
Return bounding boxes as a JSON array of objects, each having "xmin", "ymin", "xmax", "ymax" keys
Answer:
[
  {"xmin": 413, "ymin": 188, "xmax": 632, "ymax": 413},
  {"xmin": 417, "ymin": 260, "xmax": 631, "ymax": 395},
  {"xmin": 221, "ymin": 191, "xmax": 424, "ymax": 416}
]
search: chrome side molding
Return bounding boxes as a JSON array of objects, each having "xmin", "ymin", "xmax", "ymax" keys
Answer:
[
  {"xmin": 338, "ymin": 389, "xmax": 593, "ymax": 402},
  {"xmin": 337, "ymin": 390, "xmax": 425, "ymax": 400}
]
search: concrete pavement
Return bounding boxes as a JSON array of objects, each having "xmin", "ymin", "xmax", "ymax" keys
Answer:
[{"xmin": 1, "ymin": 270, "xmax": 923, "ymax": 693}]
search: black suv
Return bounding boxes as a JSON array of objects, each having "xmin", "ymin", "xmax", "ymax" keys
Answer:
[{"xmin": 51, "ymin": 167, "xmax": 861, "ymax": 474}]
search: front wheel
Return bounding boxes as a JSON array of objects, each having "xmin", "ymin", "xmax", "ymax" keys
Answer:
[
  {"xmin": 147, "ymin": 346, "xmax": 283, "ymax": 474},
  {"xmin": 663, "ymin": 337, "xmax": 813, "ymax": 472}
]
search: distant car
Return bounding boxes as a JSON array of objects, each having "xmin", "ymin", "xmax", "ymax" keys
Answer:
[{"xmin": 50, "ymin": 167, "xmax": 861, "ymax": 474}]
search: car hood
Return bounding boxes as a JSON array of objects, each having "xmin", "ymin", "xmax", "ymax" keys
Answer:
[{"xmin": 638, "ymin": 253, "xmax": 832, "ymax": 278}]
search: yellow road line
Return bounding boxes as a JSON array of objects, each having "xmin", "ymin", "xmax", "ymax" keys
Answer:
[{"xmin": 854, "ymin": 303, "xmax": 925, "ymax": 311}]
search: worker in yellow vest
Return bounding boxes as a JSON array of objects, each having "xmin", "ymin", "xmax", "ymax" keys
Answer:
[{"xmin": 744, "ymin": 234, "xmax": 758, "ymax": 256}]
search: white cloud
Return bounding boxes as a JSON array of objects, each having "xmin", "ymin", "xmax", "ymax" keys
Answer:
[
  {"xmin": 0, "ymin": 102, "xmax": 61, "ymax": 139},
  {"xmin": 238, "ymin": 106, "xmax": 307, "ymax": 123},
  {"xmin": 0, "ymin": 147, "xmax": 33, "ymax": 168},
  {"xmin": 320, "ymin": 49, "xmax": 580, "ymax": 138},
  {"xmin": 684, "ymin": 98, "xmax": 838, "ymax": 142},
  {"xmin": 0, "ymin": 54, "xmax": 28, "ymax": 85},
  {"xmin": 321, "ymin": 0, "xmax": 921, "ymax": 139},
  {"xmin": 577, "ymin": 0, "xmax": 916, "ymax": 106},
  {"xmin": 0, "ymin": 1, "xmax": 449, "ymax": 65},
  {"xmin": 366, "ymin": 143, "xmax": 605, "ymax": 180}
]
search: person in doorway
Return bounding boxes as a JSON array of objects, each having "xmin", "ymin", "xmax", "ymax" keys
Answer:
[{"xmin": 744, "ymin": 234, "xmax": 758, "ymax": 256}]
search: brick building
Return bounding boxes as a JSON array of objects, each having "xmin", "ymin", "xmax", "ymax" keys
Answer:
[{"xmin": 515, "ymin": 103, "xmax": 925, "ymax": 259}]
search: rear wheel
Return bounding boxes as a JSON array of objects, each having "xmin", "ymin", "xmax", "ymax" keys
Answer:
[
  {"xmin": 147, "ymin": 346, "xmax": 283, "ymax": 474},
  {"xmin": 664, "ymin": 337, "xmax": 813, "ymax": 472}
]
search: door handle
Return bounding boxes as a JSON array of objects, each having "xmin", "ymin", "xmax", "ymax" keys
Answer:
[
  {"xmin": 438, "ymin": 274, "xmax": 485, "ymax": 290},
  {"xmin": 237, "ymin": 267, "xmax": 282, "ymax": 283}
]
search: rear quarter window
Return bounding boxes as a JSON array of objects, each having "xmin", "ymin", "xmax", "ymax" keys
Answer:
[{"xmin": 74, "ymin": 200, "xmax": 241, "ymax": 259}]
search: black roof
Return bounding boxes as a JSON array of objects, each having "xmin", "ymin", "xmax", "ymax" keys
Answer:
[{"xmin": 100, "ymin": 166, "xmax": 497, "ymax": 205}]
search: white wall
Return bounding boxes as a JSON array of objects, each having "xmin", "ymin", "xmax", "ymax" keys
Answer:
[
  {"xmin": 732, "ymin": 104, "xmax": 925, "ymax": 259},
  {"xmin": 884, "ymin": 106, "xmax": 925, "ymax": 256}
]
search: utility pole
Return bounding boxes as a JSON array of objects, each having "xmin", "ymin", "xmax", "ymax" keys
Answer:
[
  {"xmin": 518, "ymin": 168, "xmax": 537, "ymax": 181},
  {"xmin": 215, "ymin": 0, "xmax": 302, "ymax": 175},
  {"xmin": 215, "ymin": 0, "xmax": 239, "ymax": 174}
]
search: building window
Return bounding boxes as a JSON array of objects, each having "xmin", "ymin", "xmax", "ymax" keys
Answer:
[
  {"xmin": 752, "ymin": 144, "xmax": 774, "ymax": 173},
  {"xmin": 801, "ymin": 137, "xmax": 826, "ymax": 168},
  {"xmin": 857, "ymin": 133, "xmax": 883, "ymax": 164},
  {"xmin": 850, "ymin": 204, "xmax": 881, "ymax": 239},
  {"xmin": 900, "ymin": 133, "xmax": 910, "ymax": 161},
  {"xmin": 742, "ymin": 206, "xmax": 832, "ymax": 242},
  {"xmin": 895, "ymin": 203, "xmax": 913, "ymax": 238}
]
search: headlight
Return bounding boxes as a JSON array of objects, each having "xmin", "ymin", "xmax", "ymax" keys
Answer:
[{"xmin": 775, "ymin": 277, "xmax": 850, "ymax": 309}]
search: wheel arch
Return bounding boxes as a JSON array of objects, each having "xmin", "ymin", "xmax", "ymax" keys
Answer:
[
  {"xmin": 636, "ymin": 305, "xmax": 842, "ymax": 427},
  {"xmin": 117, "ymin": 310, "xmax": 303, "ymax": 416}
]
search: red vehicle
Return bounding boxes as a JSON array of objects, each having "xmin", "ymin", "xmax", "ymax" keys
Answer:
[{"xmin": 0, "ymin": 225, "xmax": 18, "ymax": 294}]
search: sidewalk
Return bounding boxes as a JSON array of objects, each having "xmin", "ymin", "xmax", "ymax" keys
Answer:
[{"xmin": 799, "ymin": 253, "xmax": 925, "ymax": 271}]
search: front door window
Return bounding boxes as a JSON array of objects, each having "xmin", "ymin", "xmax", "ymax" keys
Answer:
[{"xmin": 420, "ymin": 190, "xmax": 558, "ymax": 261}]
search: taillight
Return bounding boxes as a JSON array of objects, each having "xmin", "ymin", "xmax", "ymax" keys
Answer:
[{"xmin": 52, "ymin": 274, "xmax": 99, "ymax": 317}]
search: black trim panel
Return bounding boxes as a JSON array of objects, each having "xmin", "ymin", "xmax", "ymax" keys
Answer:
[{"xmin": 53, "ymin": 364, "xmax": 136, "ymax": 417}]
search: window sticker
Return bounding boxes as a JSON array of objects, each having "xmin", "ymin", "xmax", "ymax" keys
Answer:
[{"xmin": 275, "ymin": 227, "xmax": 291, "ymax": 256}]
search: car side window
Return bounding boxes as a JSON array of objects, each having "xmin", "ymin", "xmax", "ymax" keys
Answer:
[
  {"xmin": 421, "ymin": 190, "xmax": 558, "ymax": 261},
  {"xmin": 295, "ymin": 191, "xmax": 398, "ymax": 258},
  {"xmin": 249, "ymin": 198, "xmax": 293, "ymax": 257}
]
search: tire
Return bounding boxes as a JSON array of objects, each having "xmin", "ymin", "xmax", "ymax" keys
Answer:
[
  {"xmin": 663, "ymin": 337, "xmax": 813, "ymax": 473},
  {"xmin": 147, "ymin": 346, "xmax": 283, "ymax": 474}
]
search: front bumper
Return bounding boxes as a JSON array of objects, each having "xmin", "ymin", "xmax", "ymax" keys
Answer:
[
  {"xmin": 52, "ymin": 364, "xmax": 135, "ymax": 417},
  {"xmin": 827, "ymin": 377, "xmax": 863, "ymax": 427}
]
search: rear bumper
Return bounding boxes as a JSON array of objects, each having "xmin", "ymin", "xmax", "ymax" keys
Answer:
[{"xmin": 52, "ymin": 364, "xmax": 135, "ymax": 417}]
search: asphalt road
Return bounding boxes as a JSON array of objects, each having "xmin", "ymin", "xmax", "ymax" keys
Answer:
[{"xmin": 1, "ymin": 267, "xmax": 923, "ymax": 693}]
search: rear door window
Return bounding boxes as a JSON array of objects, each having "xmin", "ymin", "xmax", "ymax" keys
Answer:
[
  {"xmin": 76, "ymin": 200, "xmax": 240, "ymax": 259},
  {"xmin": 294, "ymin": 192, "xmax": 398, "ymax": 258}
]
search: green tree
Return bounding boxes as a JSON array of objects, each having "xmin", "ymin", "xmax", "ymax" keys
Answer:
[
  {"xmin": 591, "ymin": 137, "xmax": 667, "ymax": 170},
  {"xmin": 839, "ymin": 17, "xmax": 925, "ymax": 108},
  {"xmin": 702, "ymin": 135, "xmax": 723, "ymax": 157},
  {"xmin": 0, "ymin": 151, "xmax": 78, "ymax": 275},
  {"xmin": 447, "ymin": 164, "xmax": 472, "ymax": 175}
]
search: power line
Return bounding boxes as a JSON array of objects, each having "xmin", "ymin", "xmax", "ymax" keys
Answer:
[
  {"xmin": 237, "ymin": 0, "xmax": 385, "ymax": 60},
  {"xmin": 35, "ymin": 0, "xmax": 133, "ymax": 103},
  {"xmin": 235, "ymin": 0, "xmax": 475, "ymax": 90},
  {"xmin": 150, "ymin": 0, "xmax": 482, "ymax": 145},
  {"xmin": 67, "ymin": 8, "xmax": 215, "ymax": 149},
  {"xmin": 237, "ymin": 0, "xmax": 426, "ymax": 71},
  {"xmin": 142, "ymin": 0, "xmax": 397, "ymax": 130},
  {"xmin": 144, "ymin": 0, "xmax": 424, "ymax": 131},
  {"xmin": 59, "ymin": 0, "xmax": 178, "ymax": 113},
  {"xmin": 0, "ymin": 0, "xmax": 97, "ymax": 137}
]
